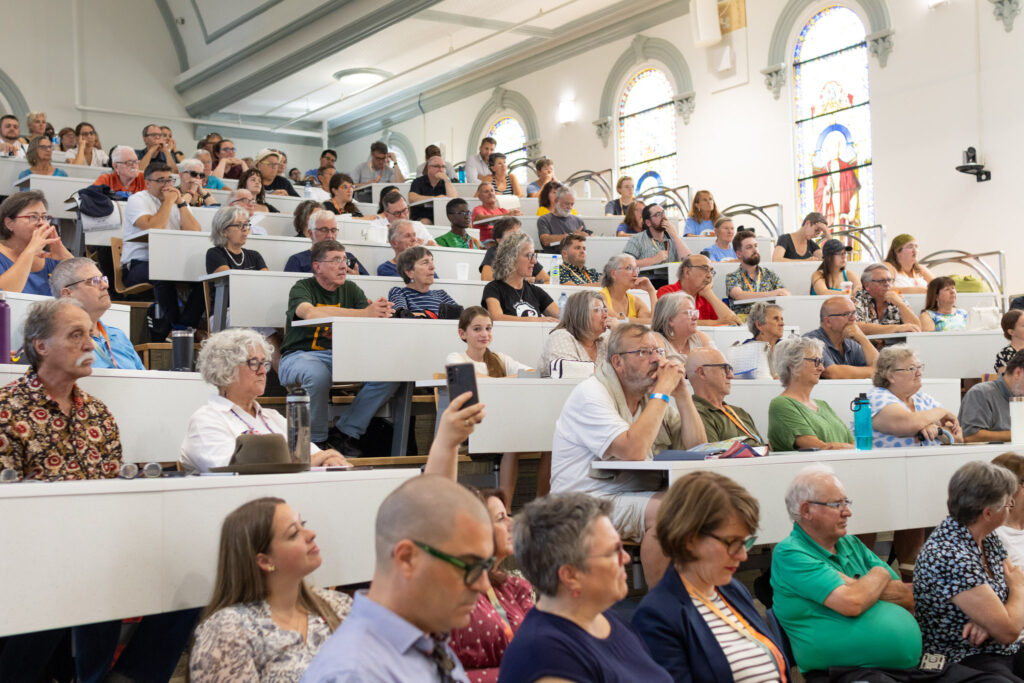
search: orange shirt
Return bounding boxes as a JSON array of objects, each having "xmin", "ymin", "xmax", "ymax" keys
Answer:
[{"xmin": 93, "ymin": 171, "xmax": 146, "ymax": 194}]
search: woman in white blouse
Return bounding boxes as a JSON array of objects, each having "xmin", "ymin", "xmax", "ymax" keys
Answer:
[
  {"xmin": 190, "ymin": 496, "xmax": 352, "ymax": 682},
  {"xmin": 180, "ymin": 328, "xmax": 349, "ymax": 472},
  {"xmin": 539, "ymin": 290, "xmax": 610, "ymax": 377}
]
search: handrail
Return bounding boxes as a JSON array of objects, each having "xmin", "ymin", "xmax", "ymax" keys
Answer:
[
  {"xmin": 722, "ymin": 203, "xmax": 782, "ymax": 241},
  {"xmin": 564, "ymin": 169, "xmax": 613, "ymax": 201},
  {"xmin": 921, "ymin": 249, "xmax": 1006, "ymax": 298},
  {"xmin": 637, "ymin": 184, "xmax": 691, "ymax": 216},
  {"xmin": 827, "ymin": 224, "xmax": 886, "ymax": 262}
]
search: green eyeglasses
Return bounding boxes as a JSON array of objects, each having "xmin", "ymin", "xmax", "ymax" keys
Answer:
[{"xmin": 412, "ymin": 540, "xmax": 495, "ymax": 587}]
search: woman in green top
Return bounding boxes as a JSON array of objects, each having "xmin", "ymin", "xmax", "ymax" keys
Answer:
[{"xmin": 768, "ymin": 336, "xmax": 854, "ymax": 451}]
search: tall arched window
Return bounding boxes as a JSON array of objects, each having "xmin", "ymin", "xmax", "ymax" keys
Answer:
[
  {"xmin": 617, "ymin": 67, "xmax": 677, "ymax": 194},
  {"xmin": 488, "ymin": 116, "xmax": 528, "ymax": 185},
  {"xmin": 794, "ymin": 6, "xmax": 874, "ymax": 228}
]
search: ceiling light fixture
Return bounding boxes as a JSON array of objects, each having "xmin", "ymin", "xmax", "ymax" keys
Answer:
[{"xmin": 332, "ymin": 68, "xmax": 392, "ymax": 97}]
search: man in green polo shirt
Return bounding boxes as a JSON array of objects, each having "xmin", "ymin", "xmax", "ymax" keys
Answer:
[
  {"xmin": 685, "ymin": 348, "xmax": 764, "ymax": 446},
  {"xmin": 434, "ymin": 198, "xmax": 483, "ymax": 249},
  {"xmin": 771, "ymin": 464, "xmax": 923, "ymax": 676}
]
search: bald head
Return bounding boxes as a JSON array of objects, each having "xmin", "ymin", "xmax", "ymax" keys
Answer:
[
  {"xmin": 374, "ymin": 474, "xmax": 490, "ymax": 570},
  {"xmin": 685, "ymin": 347, "xmax": 725, "ymax": 379},
  {"xmin": 686, "ymin": 347, "xmax": 733, "ymax": 403}
]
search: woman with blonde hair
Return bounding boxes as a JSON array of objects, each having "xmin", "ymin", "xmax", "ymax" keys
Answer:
[
  {"xmin": 190, "ymin": 497, "xmax": 352, "ymax": 681},
  {"xmin": 885, "ymin": 233, "xmax": 934, "ymax": 294},
  {"xmin": 684, "ymin": 189, "xmax": 720, "ymax": 235},
  {"xmin": 18, "ymin": 136, "xmax": 67, "ymax": 180}
]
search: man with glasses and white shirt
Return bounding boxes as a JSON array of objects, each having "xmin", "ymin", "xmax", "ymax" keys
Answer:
[
  {"xmin": 92, "ymin": 146, "xmax": 146, "ymax": 197},
  {"xmin": 854, "ymin": 262, "xmax": 922, "ymax": 335},
  {"xmin": 369, "ymin": 190, "xmax": 435, "ymax": 246},
  {"xmin": 551, "ymin": 323, "xmax": 706, "ymax": 586},
  {"xmin": 50, "ymin": 257, "xmax": 144, "ymax": 369},
  {"xmin": 804, "ymin": 295, "xmax": 879, "ymax": 379}
]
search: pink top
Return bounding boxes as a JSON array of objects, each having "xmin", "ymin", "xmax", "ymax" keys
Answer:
[
  {"xmin": 472, "ymin": 205, "xmax": 509, "ymax": 242},
  {"xmin": 448, "ymin": 575, "xmax": 534, "ymax": 682}
]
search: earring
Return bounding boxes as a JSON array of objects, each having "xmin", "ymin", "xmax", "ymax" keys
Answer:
[{"xmin": 267, "ymin": 564, "xmax": 276, "ymax": 572}]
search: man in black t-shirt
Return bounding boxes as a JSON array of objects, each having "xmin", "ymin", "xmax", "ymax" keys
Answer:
[{"xmin": 408, "ymin": 156, "xmax": 457, "ymax": 224}]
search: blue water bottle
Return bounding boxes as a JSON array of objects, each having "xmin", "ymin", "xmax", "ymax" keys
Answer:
[
  {"xmin": 458, "ymin": 166, "xmax": 465, "ymax": 183},
  {"xmin": 851, "ymin": 392, "xmax": 872, "ymax": 450}
]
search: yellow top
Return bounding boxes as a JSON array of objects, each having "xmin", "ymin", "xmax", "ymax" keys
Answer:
[{"xmin": 601, "ymin": 287, "xmax": 638, "ymax": 320}]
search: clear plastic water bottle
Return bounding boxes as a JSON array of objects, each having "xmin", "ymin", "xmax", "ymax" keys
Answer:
[
  {"xmin": 303, "ymin": 178, "xmax": 314, "ymax": 199},
  {"xmin": 851, "ymin": 393, "xmax": 872, "ymax": 450},
  {"xmin": 286, "ymin": 385, "xmax": 311, "ymax": 466},
  {"xmin": 0, "ymin": 292, "xmax": 9, "ymax": 364},
  {"xmin": 557, "ymin": 292, "xmax": 568, "ymax": 319}
]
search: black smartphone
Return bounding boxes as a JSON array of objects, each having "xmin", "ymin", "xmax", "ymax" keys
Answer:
[{"xmin": 445, "ymin": 362, "xmax": 479, "ymax": 407}]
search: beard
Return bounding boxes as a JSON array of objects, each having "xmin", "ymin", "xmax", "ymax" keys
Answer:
[{"xmin": 742, "ymin": 253, "xmax": 761, "ymax": 267}]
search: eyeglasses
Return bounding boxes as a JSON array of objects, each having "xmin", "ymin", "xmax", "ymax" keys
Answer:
[
  {"xmin": 701, "ymin": 363, "xmax": 734, "ymax": 374},
  {"xmin": 66, "ymin": 275, "xmax": 108, "ymax": 289},
  {"xmin": 226, "ymin": 222, "xmax": 251, "ymax": 232},
  {"xmin": 617, "ymin": 347, "xmax": 666, "ymax": 359},
  {"xmin": 648, "ymin": 210, "xmax": 665, "ymax": 220},
  {"xmin": 314, "ymin": 227, "xmax": 339, "ymax": 236},
  {"xmin": 825, "ymin": 311, "xmax": 857, "ymax": 319},
  {"xmin": 231, "ymin": 198, "xmax": 255, "ymax": 206},
  {"xmin": 522, "ymin": 252, "xmax": 538, "ymax": 261},
  {"xmin": 412, "ymin": 540, "xmax": 495, "ymax": 587},
  {"xmin": 185, "ymin": 170, "xmax": 206, "ymax": 179},
  {"xmin": 219, "ymin": 146, "xmax": 235, "ymax": 153},
  {"xmin": 385, "ymin": 207, "xmax": 410, "ymax": 217},
  {"xmin": 804, "ymin": 357, "xmax": 824, "ymax": 367},
  {"xmin": 680, "ymin": 308, "xmax": 700, "ymax": 320},
  {"xmin": 588, "ymin": 541, "xmax": 627, "ymax": 565},
  {"xmin": 149, "ymin": 176, "xmax": 174, "ymax": 184},
  {"xmin": 591, "ymin": 306, "xmax": 609, "ymax": 314},
  {"xmin": 870, "ymin": 278, "xmax": 895, "ymax": 285},
  {"xmin": 114, "ymin": 159, "xmax": 139, "ymax": 167},
  {"xmin": 688, "ymin": 265, "xmax": 716, "ymax": 276},
  {"xmin": 809, "ymin": 499, "xmax": 853, "ymax": 510},
  {"xmin": 315, "ymin": 258, "xmax": 348, "ymax": 266},
  {"xmin": 1004, "ymin": 498, "xmax": 1016, "ymax": 510},
  {"xmin": 15, "ymin": 213, "xmax": 55, "ymax": 224},
  {"xmin": 37, "ymin": 144, "xmax": 53, "ymax": 151},
  {"xmin": 244, "ymin": 358, "xmax": 272, "ymax": 372},
  {"xmin": 620, "ymin": 265, "xmax": 640, "ymax": 273},
  {"xmin": 892, "ymin": 364, "xmax": 925, "ymax": 374},
  {"xmin": 706, "ymin": 532, "xmax": 758, "ymax": 555}
]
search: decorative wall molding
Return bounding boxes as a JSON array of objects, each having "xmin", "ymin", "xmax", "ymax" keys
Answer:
[
  {"xmin": 190, "ymin": 0, "xmax": 283, "ymax": 45},
  {"xmin": 466, "ymin": 87, "xmax": 542, "ymax": 163},
  {"xmin": 867, "ymin": 29, "xmax": 895, "ymax": 67},
  {"xmin": 154, "ymin": 0, "xmax": 190, "ymax": 72},
  {"xmin": 761, "ymin": 64, "xmax": 787, "ymax": 100},
  {"xmin": 990, "ymin": 0, "xmax": 1021, "ymax": 32},
  {"xmin": 0, "ymin": 69, "xmax": 29, "ymax": 123},
  {"xmin": 594, "ymin": 34, "xmax": 695, "ymax": 146}
]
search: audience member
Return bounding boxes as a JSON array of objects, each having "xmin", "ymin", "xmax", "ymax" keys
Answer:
[
  {"xmin": 201, "ymin": 132, "xmax": 223, "ymax": 154},
  {"xmin": 302, "ymin": 475, "xmax": 492, "ymax": 681},
  {"xmin": 960, "ymin": 349, "xmax": 1024, "ymax": 443},
  {"xmin": 378, "ymin": 219, "xmax": 421, "ymax": 277},
  {"xmin": 415, "ymin": 144, "xmax": 456, "ymax": 181},
  {"xmin": 122, "ymin": 162, "xmax": 204, "ymax": 339},
  {"xmin": 239, "ymin": 167, "xmax": 279, "ymax": 213},
  {"xmin": 551, "ymin": 323, "xmax": 705, "ymax": 584},
  {"xmin": 854, "ymin": 263, "xmax": 923, "ymax": 334},
  {"xmin": 995, "ymin": 309, "xmax": 1024, "ymax": 374},
  {"xmin": 255, "ymin": 149, "xmax": 299, "ymax": 197},
  {"xmin": 479, "ymin": 217, "xmax": 547, "ymax": 283},
  {"xmin": 306, "ymin": 164, "xmax": 334, "ymax": 202},
  {"xmin": 305, "ymin": 148, "xmax": 338, "ymax": 178},
  {"xmin": 684, "ymin": 189, "xmax": 720, "ymax": 236},
  {"xmin": 702, "ymin": 216, "xmax": 738, "ymax": 261},
  {"xmin": 409, "ymin": 155, "xmax": 457, "ymax": 224},
  {"xmin": 136, "ymin": 123, "xmax": 178, "ymax": 173},
  {"xmin": 557, "ymin": 233, "xmax": 599, "ymax": 285},
  {"xmin": 372, "ymin": 190, "xmax": 435, "ymax": 244},
  {"xmin": 810, "ymin": 238, "xmax": 861, "ymax": 295},
  {"xmin": 600, "ymin": 254, "xmax": 655, "ymax": 324},
  {"xmin": 527, "ymin": 157, "xmax": 555, "ymax": 197},
  {"xmin": 211, "ymin": 139, "xmax": 247, "ymax": 180},
  {"xmin": 772, "ymin": 211, "xmax": 829, "ymax": 262},
  {"xmin": 768, "ymin": 337, "xmax": 854, "ymax": 450},
  {"xmin": 93, "ymin": 145, "xmax": 145, "ymax": 196},
  {"xmin": 322, "ymin": 172, "xmax": 365, "ymax": 217},
  {"xmin": 206, "ymin": 205, "xmax": 268, "ymax": 273},
  {"xmin": 616, "ymin": 199, "xmax": 645, "ymax": 236},
  {"xmin": 278, "ymin": 239, "xmax": 396, "ymax": 455},
  {"xmin": 992, "ymin": 452, "xmax": 1024, "ymax": 568},
  {"xmin": 194, "ymin": 149, "xmax": 226, "ymax": 189},
  {"xmin": 465, "ymin": 136, "xmax": 496, "ymax": 183},
  {"xmin": 725, "ymin": 229, "xmax": 788, "ymax": 314},
  {"xmin": 160, "ymin": 125, "xmax": 185, "ymax": 163},
  {"xmin": 284, "ymin": 207, "xmax": 366, "ymax": 275},
  {"xmin": 486, "ymin": 152, "xmax": 522, "ymax": 197},
  {"xmin": 472, "ymin": 182, "xmax": 513, "ymax": 243},
  {"xmin": 177, "ymin": 158, "xmax": 219, "ymax": 208},
  {"xmin": 482, "ymin": 232, "xmax": 559, "ymax": 321},
  {"xmin": 289, "ymin": 167, "xmax": 302, "ymax": 182},
  {"xmin": 803, "ymin": 295, "xmax": 879, "ymax": 379},
  {"xmin": 24, "ymin": 111, "xmax": 46, "ymax": 142},
  {"xmin": 651, "ymin": 291, "xmax": 715, "ymax": 360},
  {"xmin": 920, "ymin": 276, "xmax": 967, "ymax": 332},
  {"xmin": 772, "ymin": 465, "xmax": 923, "ymax": 678},
  {"xmin": 0, "ymin": 190, "xmax": 73, "ymax": 295},
  {"xmin": 687, "ymin": 348, "xmax": 766, "ymax": 446},
  {"xmin": 351, "ymin": 140, "xmax": 405, "ymax": 186},
  {"xmin": 497, "ymin": 493, "xmax": 673, "ymax": 683},
  {"xmin": 626, "ymin": 203, "xmax": 690, "ymax": 288},
  {"xmin": 0, "ymin": 113, "xmax": 25, "ymax": 157},
  {"xmin": 388, "ymin": 246, "xmax": 458, "ymax": 316},
  {"xmin": 914, "ymin": 461, "xmax": 1024, "ymax": 679},
  {"xmin": 50, "ymin": 257, "xmax": 144, "ymax": 370},
  {"xmin": 190, "ymin": 496, "xmax": 352, "ymax": 681},
  {"xmin": 180, "ymin": 328, "xmax": 348, "ymax": 472},
  {"xmin": 539, "ymin": 290, "xmax": 610, "ymax": 376},
  {"xmin": 18, "ymin": 135, "xmax": 68, "ymax": 180},
  {"xmin": 744, "ymin": 301, "xmax": 785, "ymax": 377},
  {"xmin": 434, "ymin": 198, "xmax": 483, "ymax": 249},
  {"xmin": 870, "ymin": 344, "xmax": 962, "ymax": 447},
  {"xmin": 537, "ymin": 186, "xmax": 589, "ymax": 255},
  {"xmin": 657, "ymin": 256, "xmax": 741, "ymax": 326},
  {"xmin": 634, "ymin": 472, "xmax": 786, "ymax": 681},
  {"xmin": 605, "ymin": 175, "xmax": 635, "ymax": 216},
  {"xmin": 53, "ymin": 126, "xmax": 76, "ymax": 163},
  {"xmin": 65, "ymin": 122, "xmax": 108, "ymax": 167},
  {"xmin": 536, "ymin": 180, "xmax": 571, "ymax": 216},
  {"xmin": 885, "ymin": 233, "xmax": 935, "ymax": 294}
]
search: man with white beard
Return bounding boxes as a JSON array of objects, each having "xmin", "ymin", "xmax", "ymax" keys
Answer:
[{"xmin": 536, "ymin": 185, "xmax": 590, "ymax": 254}]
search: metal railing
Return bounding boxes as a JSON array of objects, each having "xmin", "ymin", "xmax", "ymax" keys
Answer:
[
  {"xmin": 827, "ymin": 224, "xmax": 886, "ymax": 263},
  {"xmin": 564, "ymin": 169, "xmax": 614, "ymax": 201},
  {"xmin": 722, "ymin": 203, "xmax": 783, "ymax": 240},
  {"xmin": 637, "ymin": 184, "xmax": 691, "ymax": 216},
  {"xmin": 921, "ymin": 249, "xmax": 1006, "ymax": 297}
]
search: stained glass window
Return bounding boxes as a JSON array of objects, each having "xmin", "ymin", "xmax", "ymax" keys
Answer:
[
  {"xmin": 617, "ymin": 68, "xmax": 677, "ymax": 195},
  {"xmin": 488, "ymin": 116, "xmax": 528, "ymax": 185},
  {"xmin": 794, "ymin": 6, "xmax": 874, "ymax": 229}
]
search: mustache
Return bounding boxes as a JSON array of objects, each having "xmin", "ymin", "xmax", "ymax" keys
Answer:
[{"xmin": 75, "ymin": 352, "xmax": 94, "ymax": 367}]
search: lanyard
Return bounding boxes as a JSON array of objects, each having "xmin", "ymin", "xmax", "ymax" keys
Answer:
[
  {"xmin": 486, "ymin": 587, "xmax": 515, "ymax": 642},
  {"xmin": 741, "ymin": 267, "xmax": 762, "ymax": 292},
  {"xmin": 568, "ymin": 263, "xmax": 596, "ymax": 284},
  {"xmin": 93, "ymin": 321, "xmax": 118, "ymax": 369},
  {"xmin": 681, "ymin": 576, "xmax": 787, "ymax": 682},
  {"xmin": 229, "ymin": 406, "xmax": 275, "ymax": 435},
  {"xmin": 719, "ymin": 404, "xmax": 758, "ymax": 441}
]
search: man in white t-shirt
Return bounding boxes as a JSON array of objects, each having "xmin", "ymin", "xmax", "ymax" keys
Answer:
[
  {"xmin": 0, "ymin": 114, "xmax": 25, "ymax": 158},
  {"xmin": 551, "ymin": 322, "xmax": 706, "ymax": 585},
  {"xmin": 464, "ymin": 136, "xmax": 496, "ymax": 183},
  {"xmin": 367, "ymin": 191, "xmax": 435, "ymax": 246}
]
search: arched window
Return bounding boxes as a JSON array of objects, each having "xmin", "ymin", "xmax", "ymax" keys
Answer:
[
  {"xmin": 617, "ymin": 67, "xmax": 677, "ymax": 195},
  {"xmin": 794, "ymin": 6, "xmax": 874, "ymax": 229},
  {"xmin": 390, "ymin": 147, "xmax": 411, "ymax": 179},
  {"xmin": 488, "ymin": 116, "xmax": 528, "ymax": 185}
]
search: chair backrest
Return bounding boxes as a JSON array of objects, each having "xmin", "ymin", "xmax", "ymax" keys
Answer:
[{"xmin": 109, "ymin": 236, "xmax": 152, "ymax": 296}]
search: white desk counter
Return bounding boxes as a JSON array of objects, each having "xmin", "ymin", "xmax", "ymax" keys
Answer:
[
  {"xmin": 124, "ymin": 230, "xmax": 309, "ymax": 281},
  {"xmin": 592, "ymin": 444, "xmax": 1010, "ymax": 543},
  {"xmin": 6, "ymin": 291, "xmax": 129, "ymax": 352},
  {"xmin": 865, "ymin": 330, "xmax": 1006, "ymax": 378},
  {"xmin": 0, "ymin": 468, "xmax": 418, "ymax": 635},
  {"xmin": 0, "ymin": 158, "xmax": 102, "ymax": 194}
]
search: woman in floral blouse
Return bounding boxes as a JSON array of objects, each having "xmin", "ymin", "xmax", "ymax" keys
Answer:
[{"xmin": 190, "ymin": 497, "xmax": 352, "ymax": 682}]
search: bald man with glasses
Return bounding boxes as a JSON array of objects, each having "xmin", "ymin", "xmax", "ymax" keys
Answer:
[
  {"xmin": 686, "ymin": 347, "xmax": 765, "ymax": 446},
  {"xmin": 804, "ymin": 295, "xmax": 879, "ymax": 379}
]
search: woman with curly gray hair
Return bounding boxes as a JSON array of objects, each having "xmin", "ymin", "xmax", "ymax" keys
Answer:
[
  {"xmin": 205, "ymin": 205, "xmax": 268, "ymax": 274},
  {"xmin": 180, "ymin": 328, "xmax": 348, "ymax": 472},
  {"xmin": 481, "ymin": 231, "xmax": 559, "ymax": 322},
  {"xmin": 767, "ymin": 336, "xmax": 853, "ymax": 451}
]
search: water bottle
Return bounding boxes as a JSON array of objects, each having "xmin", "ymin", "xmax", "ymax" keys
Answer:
[
  {"xmin": 557, "ymin": 292, "xmax": 568, "ymax": 319},
  {"xmin": 851, "ymin": 393, "xmax": 872, "ymax": 450},
  {"xmin": 170, "ymin": 329, "xmax": 194, "ymax": 371},
  {"xmin": 303, "ymin": 178, "xmax": 314, "ymax": 199},
  {"xmin": 0, "ymin": 292, "xmax": 9, "ymax": 364},
  {"xmin": 457, "ymin": 166, "xmax": 465, "ymax": 183},
  {"xmin": 286, "ymin": 385, "xmax": 311, "ymax": 466}
]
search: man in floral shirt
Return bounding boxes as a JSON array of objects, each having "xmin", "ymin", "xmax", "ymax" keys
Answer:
[{"xmin": 0, "ymin": 298, "xmax": 122, "ymax": 480}]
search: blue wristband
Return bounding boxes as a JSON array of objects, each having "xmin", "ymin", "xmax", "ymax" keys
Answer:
[{"xmin": 648, "ymin": 392, "xmax": 671, "ymax": 404}]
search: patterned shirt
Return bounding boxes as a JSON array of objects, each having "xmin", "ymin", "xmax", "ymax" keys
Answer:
[
  {"xmin": 724, "ymin": 266, "xmax": 783, "ymax": 314},
  {"xmin": 853, "ymin": 289, "xmax": 903, "ymax": 326},
  {"xmin": 923, "ymin": 309, "xmax": 968, "ymax": 332},
  {"xmin": 914, "ymin": 516, "xmax": 1018, "ymax": 664},
  {"xmin": 558, "ymin": 262, "xmax": 600, "ymax": 286},
  {"xmin": 995, "ymin": 344, "xmax": 1020, "ymax": 373},
  {"xmin": 190, "ymin": 587, "xmax": 352, "ymax": 682},
  {"xmin": 0, "ymin": 370, "xmax": 122, "ymax": 480},
  {"xmin": 435, "ymin": 231, "xmax": 483, "ymax": 250},
  {"xmin": 449, "ymin": 576, "xmax": 535, "ymax": 682},
  {"xmin": 866, "ymin": 387, "xmax": 942, "ymax": 448}
]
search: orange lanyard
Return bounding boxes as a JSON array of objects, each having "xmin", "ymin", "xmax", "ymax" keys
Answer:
[
  {"xmin": 93, "ymin": 321, "xmax": 118, "ymax": 369},
  {"xmin": 742, "ymin": 268, "xmax": 762, "ymax": 292},
  {"xmin": 486, "ymin": 587, "xmax": 515, "ymax": 642},
  {"xmin": 681, "ymin": 576, "xmax": 787, "ymax": 681},
  {"xmin": 719, "ymin": 404, "xmax": 758, "ymax": 441}
]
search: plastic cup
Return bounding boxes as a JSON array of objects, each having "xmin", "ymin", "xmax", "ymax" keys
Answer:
[{"xmin": 455, "ymin": 263, "xmax": 470, "ymax": 281}]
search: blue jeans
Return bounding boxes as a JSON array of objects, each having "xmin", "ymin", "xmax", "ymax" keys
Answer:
[
  {"xmin": 278, "ymin": 349, "xmax": 400, "ymax": 442},
  {"xmin": 72, "ymin": 608, "xmax": 199, "ymax": 682}
]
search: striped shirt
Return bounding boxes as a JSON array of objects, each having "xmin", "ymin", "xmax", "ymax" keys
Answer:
[
  {"xmin": 387, "ymin": 286, "xmax": 458, "ymax": 315},
  {"xmin": 690, "ymin": 592, "xmax": 782, "ymax": 683}
]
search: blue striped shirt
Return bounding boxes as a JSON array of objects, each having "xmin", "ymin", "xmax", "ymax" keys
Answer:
[{"xmin": 387, "ymin": 286, "xmax": 457, "ymax": 314}]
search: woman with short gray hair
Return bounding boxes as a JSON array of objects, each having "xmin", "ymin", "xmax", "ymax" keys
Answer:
[
  {"xmin": 482, "ymin": 232, "xmax": 559, "ymax": 322},
  {"xmin": 177, "ymin": 157, "xmax": 218, "ymax": 208},
  {"xmin": 767, "ymin": 336, "xmax": 853, "ymax": 451},
  {"xmin": 914, "ymin": 461, "xmax": 1024, "ymax": 677},
  {"xmin": 744, "ymin": 301, "xmax": 785, "ymax": 377},
  {"xmin": 205, "ymin": 205, "xmax": 268, "ymax": 274},
  {"xmin": 180, "ymin": 328, "xmax": 349, "ymax": 472},
  {"xmin": 499, "ymin": 492, "xmax": 673, "ymax": 683},
  {"xmin": 539, "ymin": 290, "xmax": 609, "ymax": 375}
]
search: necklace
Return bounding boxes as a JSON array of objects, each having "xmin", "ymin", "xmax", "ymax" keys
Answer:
[{"xmin": 223, "ymin": 246, "xmax": 244, "ymax": 267}]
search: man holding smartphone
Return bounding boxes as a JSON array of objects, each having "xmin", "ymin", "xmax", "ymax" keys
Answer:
[{"xmin": 352, "ymin": 140, "xmax": 405, "ymax": 188}]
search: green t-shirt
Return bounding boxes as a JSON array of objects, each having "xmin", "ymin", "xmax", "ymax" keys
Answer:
[
  {"xmin": 767, "ymin": 395, "xmax": 853, "ymax": 451},
  {"xmin": 280, "ymin": 278, "xmax": 368, "ymax": 356},
  {"xmin": 771, "ymin": 524, "xmax": 922, "ymax": 672},
  {"xmin": 434, "ymin": 231, "xmax": 481, "ymax": 249},
  {"xmin": 692, "ymin": 395, "xmax": 764, "ymax": 446}
]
